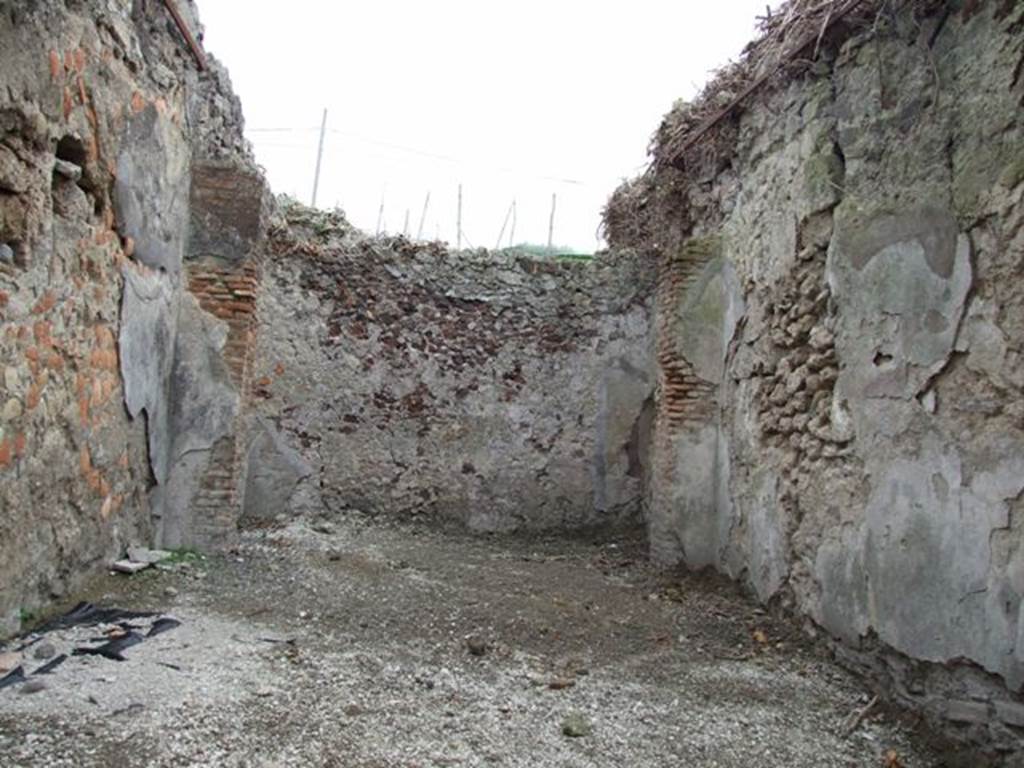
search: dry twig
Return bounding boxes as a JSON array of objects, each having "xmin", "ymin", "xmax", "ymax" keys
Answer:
[{"xmin": 842, "ymin": 694, "xmax": 879, "ymax": 737}]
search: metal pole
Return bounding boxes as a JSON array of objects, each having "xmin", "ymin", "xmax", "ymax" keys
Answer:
[
  {"xmin": 161, "ymin": 0, "xmax": 206, "ymax": 70},
  {"xmin": 509, "ymin": 200, "xmax": 516, "ymax": 248},
  {"xmin": 457, "ymin": 184, "xmax": 464, "ymax": 250},
  {"xmin": 547, "ymin": 193, "xmax": 557, "ymax": 249},
  {"xmin": 417, "ymin": 192, "xmax": 431, "ymax": 240},
  {"xmin": 311, "ymin": 108, "xmax": 328, "ymax": 207},
  {"xmin": 495, "ymin": 200, "xmax": 513, "ymax": 251},
  {"xmin": 376, "ymin": 193, "xmax": 384, "ymax": 236},
  {"xmin": 403, "ymin": 209, "xmax": 410, "ymax": 237}
]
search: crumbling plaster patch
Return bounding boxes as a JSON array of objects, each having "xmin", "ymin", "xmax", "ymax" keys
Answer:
[
  {"xmin": 119, "ymin": 264, "xmax": 179, "ymax": 486},
  {"xmin": 156, "ymin": 292, "xmax": 240, "ymax": 549},
  {"xmin": 113, "ymin": 103, "xmax": 190, "ymax": 275},
  {"xmin": 818, "ymin": 444, "xmax": 1024, "ymax": 688}
]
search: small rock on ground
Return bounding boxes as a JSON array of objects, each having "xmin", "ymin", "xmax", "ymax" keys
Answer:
[
  {"xmin": 562, "ymin": 712, "xmax": 592, "ymax": 737},
  {"xmin": 466, "ymin": 636, "xmax": 488, "ymax": 657},
  {"xmin": 31, "ymin": 643, "xmax": 56, "ymax": 661}
]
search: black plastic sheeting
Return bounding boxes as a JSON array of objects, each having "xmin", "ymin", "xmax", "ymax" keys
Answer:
[
  {"xmin": 33, "ymin": 654, "xmax": 67, "ymax": 675},
  {"xmin": 36, "ymin": 602, "xmax": 156, "ymax": 633},
  {"xmin": 147, "ymin": 617, "xmax": 181, "ymax": 638},
  {"xmin": 73, "ymin": 631, "xmax": 145, "ymax": 662},
  {"xmin": 0, "ymin": 666, "xmax": 25, "ymax": 690},
  {"xmin": 0, "ymin": 603, "xmax": 181, "ymax": 691}
]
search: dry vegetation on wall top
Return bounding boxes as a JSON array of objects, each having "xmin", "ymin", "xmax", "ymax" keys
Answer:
[{"xmin": 602, "ymin": 0, "xmax": 1023, "ymax": 251}]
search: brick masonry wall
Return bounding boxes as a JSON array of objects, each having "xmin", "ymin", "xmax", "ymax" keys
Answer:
[
  {"xmin": 646, "ymin": 236, "xmax": 739, "ymax": 568},
  {"xmin": 654, "ymin": 247, "xmax": 719, "ymax": 432},
  {"xmin": 183, "ymin": 258, "xmax": 262, "ymax": 545}
]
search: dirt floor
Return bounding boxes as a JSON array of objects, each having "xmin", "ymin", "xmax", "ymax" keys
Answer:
[{"xmin": 0, "ymin": 513, "xmax": 979, "ymax": 767}]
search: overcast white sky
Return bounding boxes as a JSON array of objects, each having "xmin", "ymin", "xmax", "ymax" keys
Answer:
[{"xmin": 197, "ymin": 1, "xmax": 768, "ymax": 252}]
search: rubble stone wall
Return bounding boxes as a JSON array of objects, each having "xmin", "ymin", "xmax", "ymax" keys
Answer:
[
  {"xmin": 637, "ymin": 2, "xmax": 1024, "ymax": 748},
  {"xmin": 247, "ymin": 207, "xmax": 656, "ymax": 532},
  {"xmin": 0, "ymin": 0, "xmax": 264, "ymax": 634}
]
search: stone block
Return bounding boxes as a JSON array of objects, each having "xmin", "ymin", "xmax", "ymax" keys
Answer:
[
  {"xmin": 995, "ymin": 700, "xmax": 1024, "ymax": 728},
  {"xmin": 111, "ymin": 560, "xmax": 149, "ymax": 574},
  {"xmin": 945, "ymin": 699, "xmax": 991, "ymax": 725},
  {"xmin": 126, "ymin": 547, "xmax": 172, "ymax": 565}
]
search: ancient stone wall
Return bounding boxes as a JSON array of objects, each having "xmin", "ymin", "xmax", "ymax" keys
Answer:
[
  {"xmin": 620, "ymin": 1, "xmax": 1024, "ymax": 748},
  {"xmin": 5, "ymin": 0, "xmax": 1021, "ymax": 754},
  {"xmin": 0, "ymin": 0, "xmax": 265, "ymax": 634},
  {"xmin": 246, "ymin": 204, "xmax": 655, "ymax": 532}
]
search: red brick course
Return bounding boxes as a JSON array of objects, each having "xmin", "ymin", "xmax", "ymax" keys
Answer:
[{"xmin": 185, "ymin": 260, "xmax": 262, "ymax": 542}]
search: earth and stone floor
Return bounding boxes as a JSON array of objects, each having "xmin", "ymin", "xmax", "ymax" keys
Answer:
[{"xmin": 0, "ymin": 512, "xmax": 973, "ymax": 767}]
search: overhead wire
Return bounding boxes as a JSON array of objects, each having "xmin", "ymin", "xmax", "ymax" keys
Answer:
[
  {"xmin": 245, "ymin": 124, "xmax": 618, "ymax": 248},
  {"xmin": 245, "ymin": 124, "xmax": 623, "ymax": 189}
]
